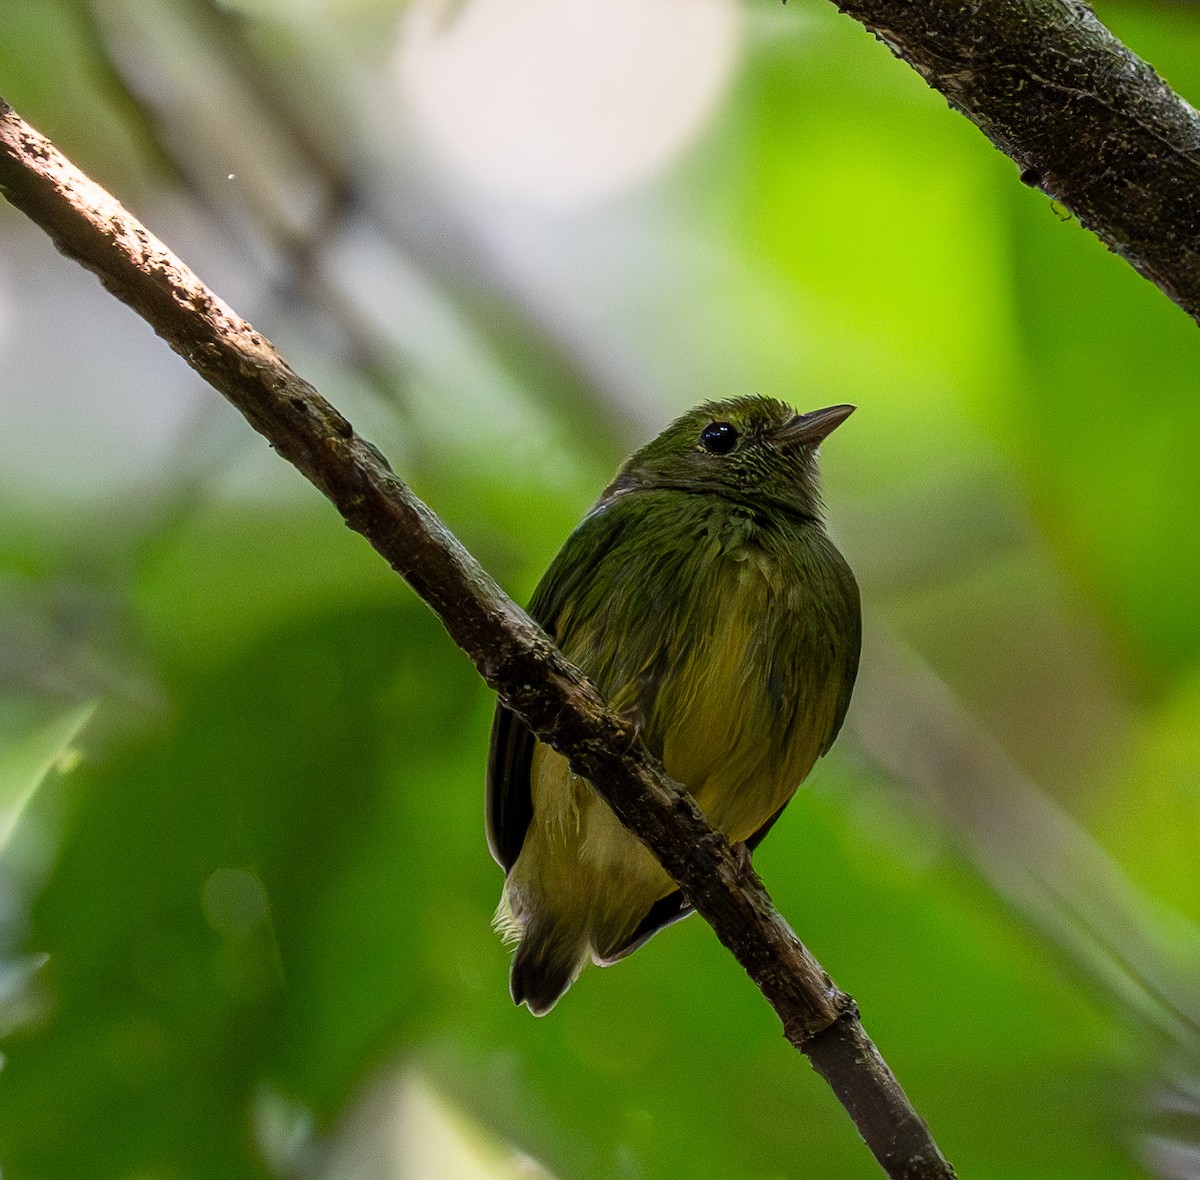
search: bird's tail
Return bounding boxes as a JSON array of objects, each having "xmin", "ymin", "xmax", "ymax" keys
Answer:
[{"xmin": 508, "ymin": 913, "xmax": 588, "ymax": 1016}]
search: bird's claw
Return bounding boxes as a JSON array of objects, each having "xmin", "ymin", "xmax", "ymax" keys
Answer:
[{"xmin": 732, "ymin": 841, "xmax": 756, "ymax": 875}]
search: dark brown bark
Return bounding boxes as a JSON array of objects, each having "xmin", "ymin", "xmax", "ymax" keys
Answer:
[
  {"xmin": 833, "ymin": 0, "xmax": 1200, "ymax": 322},
  {"xmin": 0, "ymin": 99, "xmax": 955, "ymax": 1178}
]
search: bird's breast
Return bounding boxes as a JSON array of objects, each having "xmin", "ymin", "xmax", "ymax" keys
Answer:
[{"xmin": 651, "ymin": 528, "xmax": 826, "ymax": 843}]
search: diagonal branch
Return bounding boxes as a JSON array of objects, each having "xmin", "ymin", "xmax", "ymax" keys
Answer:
[
  {"xmin": 0, "ymin": 100, "xmax": 955, "ymax": 1178},
  {"xmin": 825, "ymin": 0, "xmax": 1200, "ymax": 324}
]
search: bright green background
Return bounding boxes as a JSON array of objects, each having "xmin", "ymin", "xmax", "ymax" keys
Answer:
[{"xmin": 3, "ymin": 1, "xmax": 1200, "ymax": 1177}]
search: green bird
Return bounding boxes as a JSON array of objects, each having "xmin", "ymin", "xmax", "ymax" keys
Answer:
[{"xmin": 487, "ymin": 396, "xmax": 861, "ymax": 1015}]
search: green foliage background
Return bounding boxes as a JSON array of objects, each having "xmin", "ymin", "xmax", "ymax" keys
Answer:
[{"xmin": 3, "ymin": 1, "xmax": 1200, "ymax": 1177}]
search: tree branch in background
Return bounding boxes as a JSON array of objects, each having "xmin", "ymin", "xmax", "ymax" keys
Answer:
[
  {"xmin": 827, "ymin": 0, "xmax": 1200, "ymax": 324},
  {"xmin": 0, "ymin": 100, "xmax": 955, "ymax": 1180}
]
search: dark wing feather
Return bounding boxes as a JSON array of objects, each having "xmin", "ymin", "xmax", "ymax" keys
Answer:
[
  {"xmin": 485, "ymin": 704, "xmax": 536, "ymax": 870},
  {"xmin": 485, "ymin": 498, "xmax": 638, "ymax": 871},
  {"xmin": 597, "ymin": 890, "xmax": 693, "ymax": 963},
  {"xmin": 818, "ymin": 540, "xmax": 862, "ymax": 755}
]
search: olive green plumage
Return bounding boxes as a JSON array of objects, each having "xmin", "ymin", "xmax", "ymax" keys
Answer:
[{"xmin": 487, "ymin": 396, "xmax": 861, "ymax": 1015}]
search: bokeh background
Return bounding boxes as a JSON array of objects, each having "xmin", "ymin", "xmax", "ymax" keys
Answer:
[{"xmin": 4, "ymin": 0, "xmax": 1200, "ymax": 1176}]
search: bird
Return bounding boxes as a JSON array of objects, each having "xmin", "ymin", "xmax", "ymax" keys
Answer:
[{"xmin": 486, "ymin": 396, "xmax": 861, "ymax": 1015}]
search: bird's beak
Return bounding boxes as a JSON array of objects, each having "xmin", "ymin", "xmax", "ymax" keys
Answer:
[{"xmin": 775, "ymin": 404, "xmax": 856, "ymax": 448}]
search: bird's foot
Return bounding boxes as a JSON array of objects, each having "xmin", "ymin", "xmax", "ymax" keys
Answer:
[
  {"xmin": 731, "ymin": 841, "xmax": 756, "ymax": 877},
  {"xmin": 618, "ymin": 704, "xmax": 645, "ymax": 750}
]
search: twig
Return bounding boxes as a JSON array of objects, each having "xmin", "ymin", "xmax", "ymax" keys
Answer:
[
  {"xmin": 829, "ymin": 0, "xmax": 1200, "ymax": 323},
  {"xmin": 0, "ymin": 98, "xmax": 955, "ymax": 1179}
]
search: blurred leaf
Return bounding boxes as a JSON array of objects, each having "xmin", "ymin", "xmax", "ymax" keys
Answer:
[
  {"xmin": 0, "ymin": 703, "xmax": 96, "ymax": 851},
  {"xmin": 0, "ymin": 595, "xmax": 485, "ymax": 1177}
]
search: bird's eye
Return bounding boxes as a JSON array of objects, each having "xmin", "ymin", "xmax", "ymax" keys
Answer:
[{"xmin": 699, "ymin": 421, "xmax": 738, "ymax": 454}]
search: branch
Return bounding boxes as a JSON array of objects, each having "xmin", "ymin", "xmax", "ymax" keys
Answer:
[
  {"xmin": 826, "ymin": 0, "xmax": 1200, "ymax": 324},
  {"xmin": 0, "ymin": 100, "xmax": 955, "ymax": 1178}
]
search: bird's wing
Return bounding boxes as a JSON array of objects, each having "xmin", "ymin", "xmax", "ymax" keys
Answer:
[
  {"xmin": 486, "ymin": 497, "xmax": 641, "ymax": 871},
  {"xmin": 817, "ymin": 537, "xmax": 862, "ymax": 756},
  {"xmin": 485, "ymin": 702, "xmax": 537, "ymax": 871}
]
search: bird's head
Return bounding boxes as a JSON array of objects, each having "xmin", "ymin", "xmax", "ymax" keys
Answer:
[{"xmin": 603, "ymin": 396, "xmax": 854, "ymax": 518}]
